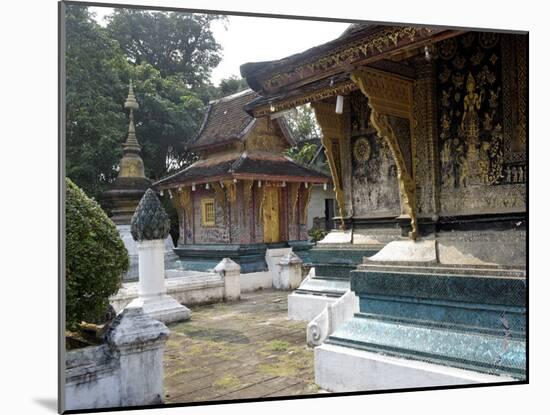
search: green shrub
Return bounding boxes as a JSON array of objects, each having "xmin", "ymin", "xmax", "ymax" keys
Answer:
[
  {"xmin": 65, "ymin": 178, "xmax": 128, "ymax": 331},
  {"xmin": 308, "ymin": 227, "xmax": 328, "ymax": 243}
]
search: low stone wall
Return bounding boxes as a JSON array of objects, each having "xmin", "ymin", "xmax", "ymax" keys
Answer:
[
  {"xmin": 64, "ymin": 304, "xmax": 170, "ymax": 411},
  {"xmin": 112, "ymin": 251, "xmax": 304, "ymax": 312},
  {"xmin": 111, "ymin": 271, "xmax": 225, "ymax": 313}
]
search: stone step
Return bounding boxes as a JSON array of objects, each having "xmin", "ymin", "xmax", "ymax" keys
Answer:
[
  {"xmin": 326, "ymin": 314, "xmax": 525, "ymax": 379},
  {"xmin": 357, "ymin": 263, "xmax": 525, "ymax": 278}
]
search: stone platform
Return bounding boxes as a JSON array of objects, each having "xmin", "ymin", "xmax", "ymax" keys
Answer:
[{"xmin": 315, "ymin": 240, "xmax": 526, "ymax": 392}]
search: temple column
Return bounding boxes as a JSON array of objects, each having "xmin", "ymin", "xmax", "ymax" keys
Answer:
[
  {"xmin": 311, "ymin": 101, "xmax": 349, "ymax": 230},
  {"xmin": 351, "ymin": 67, "xmax": 418, "ymax": 240}
]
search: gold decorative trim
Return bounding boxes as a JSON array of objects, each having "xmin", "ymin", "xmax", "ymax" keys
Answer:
[
  {"xmin": 300, "ymin": 185, "xmax": 313, "ymax": 225},
  {"xmin": 351, "ymin": 68, "xmax": 413, "ymax": 120},
  {"xmin": 413, "ymin": 63, "xmax": 439, "ymax": 216},
  {"xmin": 200, "ymin": 198, "xmax": 216, "ymax": 227},
  {"xmin": 311, "ymin": 101, "xmax": 347, "ymax": 230},
  {"xmin": 252, "ymin": 81, "xmax": 357, "ymax": 118},
  {"xmin": 256, "ymin": 185, "xmax": 265, "ymax": 223},
  {"xmin": 223, "ymin": 180, "xmax": 237, "ymax": 204},
  {"xmin": 172, "ymin": 187, "xmax": 193, "ymax": 231},
  {"xmin": 263, "ymin": 26, "xmax": 433, "ymax": 91},
  {"xmin": 211, "ymin": 182, "xmax": 227, "ymax": 224},
  {"xmin": 289, "ymin": 182, "xmax": 301, "ymax": 223},
  {"xmin": 501, "ymin": 34, "xmax": 527, "ymax": 163},
  {"xmin": 242, "ymin": 179, "xmax": 253, "ymax": 211},
  {"xmin": 351, "ymin": 67, "xmax": 418, "ymax": 240}
]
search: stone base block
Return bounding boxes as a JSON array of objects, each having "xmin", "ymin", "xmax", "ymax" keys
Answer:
[
  {"xmin": 111, "ymin": 271, "xmax": 223, "ymax": 312},
  {"xmin": 314, "ymin": 344, "xmax": 515, "ymax": 392},
  {"xmin": 128, "ymin": 295, "xmax": 191, "ymax": 324},
  {"xmin": 318, "ymin": 230, "xmax": 352, "ymax": 244},
  {"xmin": 288, "ymin": 293, "xmax": 338, "ymax": 321}
]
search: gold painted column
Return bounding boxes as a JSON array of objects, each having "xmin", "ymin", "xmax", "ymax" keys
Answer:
[
  {"xmin": 311, "ymin": 101, "xmax": 348, "ymax": 230},
  {"xmin": 351, "ymin": 68, "xmax": 418, "ymax": 240}
]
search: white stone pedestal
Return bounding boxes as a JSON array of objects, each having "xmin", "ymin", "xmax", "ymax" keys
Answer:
[
  {"xmin": 318, "ymin": 230, "xmax": 352, "ymax": 244},
  {"xmin": 127, "ymin": 239, "xmax": 190, "ymax": 324},
  {"xmin": 265, "ymin": 247, "xmax": 292, "ymax": 288},
  {"xmin": 117, "ymin": 224, "xmax": 175, "ymax": 281},
  {"xmin": 214, "ymin": 258, "xmax": 241, "ymax": 301},
  {"xmin": 276, "ymin": 252, "xmax": 303, "ymax": 290}
]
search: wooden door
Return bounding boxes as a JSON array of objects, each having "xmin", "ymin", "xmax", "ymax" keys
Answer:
[{"xmin": 263, "ymin": 186, "xmax": 280, "ymax": 243}]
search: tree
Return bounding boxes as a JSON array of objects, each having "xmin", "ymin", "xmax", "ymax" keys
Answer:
[
  {"xmin": 65, "ymin": 5, "xmax": 208, "ymax": 199},
  {"xmin": 106, "ymin": 10, "xmax": 225, "ymax": 88},
  {"xmin": 65, "ymin": 5, "xmax": 128, "ymax": 199},
  {"xmin": 283, "ymin": 104, "xmax": 323, "ymax": 167},
  {"xmin": 217, "ymin": 75, "xmax": 249, "ymax": 97},
  {"xmin": 123, "ymin": 64, "xmax": 203, "ymax": 180},
  {"xmin": 285, "ymin": 142, "xmax": 319, "ymax": 166},
  {"xmin": 284, "ymin": 104, "xmax": 321, "ymax": 142},
  {"xmin": 65, "ymin": 178, "xmax": 128, "ymax": 331}
]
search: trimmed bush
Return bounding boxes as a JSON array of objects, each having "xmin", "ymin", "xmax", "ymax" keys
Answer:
[
  {"xmin": 308, "ymin": 227, "xmax": 328, "ymax": 243},
  {"xmin": 65, "ymin": 178, "xmax": 128, "ymax": 330}
]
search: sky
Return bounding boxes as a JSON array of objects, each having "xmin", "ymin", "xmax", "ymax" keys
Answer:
[{"xmin": 89, "ymin": 6, "xmax": 349, "ymax": 86}]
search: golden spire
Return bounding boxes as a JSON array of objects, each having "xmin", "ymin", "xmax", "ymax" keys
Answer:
[
  {"xmin": 118, "ymin": 79, "xmax": 146, "ymax": 178},
  {"xmin": 122, "ymin": 79, "xmax": 141, "ymax": 153}
]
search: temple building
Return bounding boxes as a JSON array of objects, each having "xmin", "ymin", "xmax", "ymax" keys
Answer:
[
  {"xmin": 241, "ymin": 25, "xmax": 527, "ymax": 390},
  {"xmin": 102, "ymin": 81, "xmax": 174, "ymax": 280},
  {"xmin": 154, "ymin": 89, "xmax": 330, "ymax": 285}
]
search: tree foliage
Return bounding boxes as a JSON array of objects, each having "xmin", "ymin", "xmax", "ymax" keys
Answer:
[
  {"xmin": 65, "ymin": 5, "xmax": 128, "ymax": 199},
  {"xmin": 284, "ymin": 104, "xmax": 327, "ymax": 169},
  {"xmin": 215, "ymin": 75, "xmax": 249, "ymax": 98},
  {"xmin": 106, "ymin": 10, "xmax": 225, "ymax": 87},
  {"xmin": 284, "ymin": 104, "xmax": 321, "ymax": 142},
  {"xmin": 65, "ymin": 178, "xmax": 128, "ymax": 331},
  {"xmin": 285, "ymin": 142, "xmax": 319, "ymax": 166},
  {"xmin": 65, "ymin": 5, "xmax": 220, "ymax": 199}
]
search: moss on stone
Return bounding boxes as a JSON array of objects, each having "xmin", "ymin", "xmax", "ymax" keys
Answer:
[
  {"xmin": 166, "ymin": 367, "xmax": 192, "ymax": 378},
  {"xmin": 265, "ymin": 340, "xmax": 290, "ymax": 352},
  {"xmin": 213, "ymin": 374, "xmax": 241, "ymax": 389}
]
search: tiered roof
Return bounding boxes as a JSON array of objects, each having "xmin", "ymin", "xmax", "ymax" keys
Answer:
[{"xmin": 154, "ymin": 89, "xmax": 329, "ymax": 189}]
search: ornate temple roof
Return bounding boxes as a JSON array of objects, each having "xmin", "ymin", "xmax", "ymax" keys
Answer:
[
  {"xmin": 190, "ymin": 88, "xmax": 296, "ymax": 150},
  {"xmin": 240, "ymin": 24, "xmax": 383, "ymax": 94},
  {"xmin": 154, "ymin": 152, "xmax": 329, "ymax": 189},
  {"xmin": 240, "ymin": 23, "xmax": 461, "ymax": 114},
  {"xmin": 189, "ymin": 89, "xmax": 259, "ymax": 151}
]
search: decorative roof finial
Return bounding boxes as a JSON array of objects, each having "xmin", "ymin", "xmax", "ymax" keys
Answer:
[
  {"xmin": 123, "ymin": 79, "xmax": 141, "ymax": 152},
  {"xmin": 125, "ymin": 79, "xmax": 139, "ymax": 111}
]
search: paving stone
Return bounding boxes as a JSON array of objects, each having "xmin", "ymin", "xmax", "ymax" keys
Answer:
[{"xmin": 163, "ymin": 290, "xmax": 319, "ymax": 404}]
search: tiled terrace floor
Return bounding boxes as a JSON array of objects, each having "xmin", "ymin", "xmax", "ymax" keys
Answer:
[{"xmin": 163, "ymin": 289, "xmax": 323, "ymax": 404}]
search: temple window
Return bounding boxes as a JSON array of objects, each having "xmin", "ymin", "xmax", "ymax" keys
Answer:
[{"xmin": 201, "ymin": 198, "xmax": 216, "ymax": 226}]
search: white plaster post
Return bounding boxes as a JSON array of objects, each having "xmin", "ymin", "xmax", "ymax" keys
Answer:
[
  {"xmin": 214, "ymin": 258, "xmax": 241, "ymax": 301},
  {"xmin": 137, "ymin": 239, "xmax": 167, "ymax": 298},
  {"xmin": 127, "ymin": 189, "xmax": 191, "ymax": 323},
  {"xmin": 105, "ymin": 301, "xmax": 170, "ymax": 407},
  {"xmin": 278, "ymin": 252, "xmax": 304, "ymax": 290}
]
